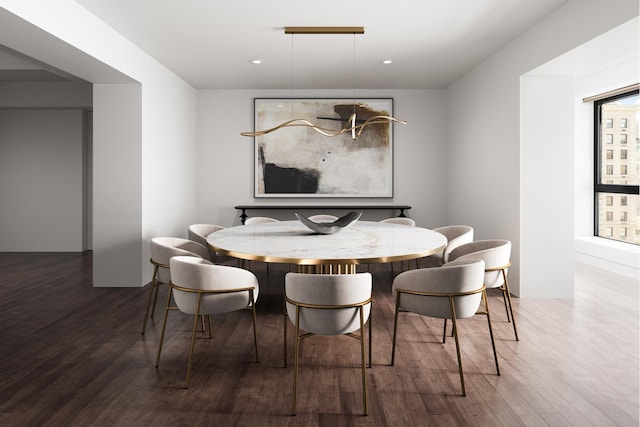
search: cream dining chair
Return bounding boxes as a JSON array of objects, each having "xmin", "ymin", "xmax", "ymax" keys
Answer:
[
  {"xmin": 447, "ymin": 239, "xmax": 518, "ymax": 340},
  {"xmin": 242, "ymin": 217, "xmax": 279, "ymax": 271},
  {"xmin": 187, "ymin": 223, "xmax": 234, "ymax": 264},
  {"xmin": 377, "ymin": 217, "xmax": 417, "ymax": 272},
  {"xmin": 284, "ymin": 272, "xmax": 373, "ymax": 415},
  {"xmin": 244, "ymin": 216, "xmax": 279, "ymax": 225},
  {"xmin": 155, "ymin": 256, "xmax": 259, "ymax": 388},
  {"xmin": 420, "ymin": 225, "xmax": 474, "ymax": 268},
  {"xmin": 142, "ymin": 237, "xmax": 210, "ymax": 335},
  {"xmin": 391, "ymin": 258, "xmax": 500, "ymax": 396}
]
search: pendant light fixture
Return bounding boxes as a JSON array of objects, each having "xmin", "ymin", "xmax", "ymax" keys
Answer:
[{"xmin": 241, "ymin": 26, "xmax": 406, "ymax": 139}]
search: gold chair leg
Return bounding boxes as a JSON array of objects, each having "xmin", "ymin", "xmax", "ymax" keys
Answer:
[
  {"xmin": 184, "ymin": 294, "xmax": 203, "ymax": 389},
  {"xmin": 206, "ymin": 315, "xmax": 212, "ymax": 339},
  {"xmin": 283, "ymin": 300, "xmax": 288, "ymax": 368},
  {"xmin": 390, "ymin": 292, "xmax": 401, "ymax": 366},
  {"xmin": 359, "ymin": 307, "xmax": 368, "ymax": 416},
  {"xmin": 368, "ymin": 306, "xmax": 372, "ymax": 368},
  {"xmin": 502, "ymin": 271, "xmax": 519, "ymax": 341},
  {"xmin": 155, "ymin": 288, "xmax": 174, "ymax": 367},
  {"xmin": 250, "ymin": 290, "xmax": 259, "ymax": 363},
  {"xmin": 483, "ymin": 290, "xmax": 501, "ymax": 376},
  {"xmin": 200, "ymin": 315, "xmax": 207, "ymax": 333},
  {"xmin": 448, "ymin": 297, "xmax": 466, "ymax": 396},
  {"xmin": 500, "ymin": 288, "xmax": 511, "ymax": 322},
  {"xmin": 141, "ymin": 266, "xmax": 159, "ymax": 334},
  {"xmin": 292, "ymin": 307, "xmax": 301, "ymax": 415},
  {"xmin": 442, "ymin": 318, "xmax": 447, "ymax": 343}
]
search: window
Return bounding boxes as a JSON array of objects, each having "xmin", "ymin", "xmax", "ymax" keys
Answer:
[{"xmin": 594, "ymin": 89, "xmax": 639, "ymax": 245}]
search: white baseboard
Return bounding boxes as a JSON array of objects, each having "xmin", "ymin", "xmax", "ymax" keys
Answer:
[{"xmin": 575, "ymin": 237, "xmax": 639, "ymax": 280}]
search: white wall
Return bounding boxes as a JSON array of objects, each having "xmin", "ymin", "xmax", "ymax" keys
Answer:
[
  {"xmin": 0, "ymin": 1, "xmax": 198, "ymax": 286},
  {"xmin": 196, "ymin": 89, "xmax": 448, "ymax": 229},
  {"xmin": 446, "ymin": 0, "xmax": 638, "ymax": 297},
  {"xmin": 0, "ymin": 110, "xmax": 84, "ymax": 251},
  {"xmin": 0, "ymin": 79, "xmax": 92, "ymax": 252},
  {"xmin": 522, "ymin": 18, "xmax": 639, "ymax": 284},
  {"xmin": 520, "ymin": 76, "xmax": 576, "ymax": 298}
]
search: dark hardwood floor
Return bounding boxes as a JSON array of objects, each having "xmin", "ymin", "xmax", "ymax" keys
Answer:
[{"xmin": 0, "ymin": 252, "xmax": 637, "ymax": 426}]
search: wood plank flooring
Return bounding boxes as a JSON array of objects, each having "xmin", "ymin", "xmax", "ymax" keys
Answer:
[{"xmin": 0, "ymin": 252, "xmax": 637, "ymax": 426}]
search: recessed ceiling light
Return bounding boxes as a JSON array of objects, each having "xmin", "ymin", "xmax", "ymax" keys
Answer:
[
  {"xmin": 249, "ymin": 59, "xmax": 263, "ymax": 65},
  {"xmin": 381, "ymin": 59, "xmax": 393, "ymax": 65}
]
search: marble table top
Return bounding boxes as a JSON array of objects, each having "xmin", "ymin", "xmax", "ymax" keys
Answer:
[{"xmin": 207, "ymin": 220, "xmax": 446, "ymax": 265}]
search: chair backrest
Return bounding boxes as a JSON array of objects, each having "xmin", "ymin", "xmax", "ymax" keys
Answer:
[
  {"xmin": 447, "ymin": 239, "xmax": 511, "ymax": 288},
  {"xmin": 392, "ymin": 259, "xmax": 485, "ymax": 319},
  {"xmin": 244, "ymin": 216, "xmax": 279, "ymax": 225},
  {"xmin": 285, "ymin": 272, "xmax": 372, "ymax": 336},
  {"xmin": 187, "ymin": 223, "xmax": 225, "ymax": 247},
  {"xmin": 433, "ymin": 225, "xmax": 474, "ymax": 263},
  {"xmin": 150, "ymin": 237, "xmax": 209, "ymax": 283},
  {"xmin": 307, "ymin": 214, "xmax": 339, "ymax": 223},
  {"xmin": 169, "ymin": 256, "xmax": 259, "ymax": 315},
  {"xmin": 380, "ymin": 217, "xmax": 416, "ymax": 227}
]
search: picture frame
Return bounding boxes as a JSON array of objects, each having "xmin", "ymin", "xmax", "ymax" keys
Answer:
[{"xmin": 253, "ymin": 98, "xmax": 395, "ymax": 198}]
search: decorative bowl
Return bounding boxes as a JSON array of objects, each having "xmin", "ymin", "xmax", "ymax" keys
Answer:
[{"xmin": 295, "ymin": 211, "xmax": 362, "ymax": 235}]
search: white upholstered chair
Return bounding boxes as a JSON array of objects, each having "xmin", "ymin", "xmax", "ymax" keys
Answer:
[
  {"xmin": 142, "ymin": 237, "xmax": 210, "ymax": 335},
  {"xmin": 244, "ymin": 216, "xmax": 279, "ymax": 225},
  {"xmin": 379, "ymin": 217, "xmax": 416, "ymax": 227},
  {"xmin": 155, "ymin": 256, "xmax": 259, "ymax": 388},
  {"xmin": 187, "ymin": 223, "xmax": 233, "ymax": 264},
  {"xmin": 420, "ymin": 225, "xmax": 474, "ymax": 268},
  {"xmin": 307, "ymin": 214, "xmax": 339, "ymax": 222},
  {"xmin": 284, "ymin": 272, "xmax": 373, "ymax": 415},
  {"xmin": 391, "ymin": 258, "xmax": 500, "ymax": 396},
  {"xmin": 448, "ymin": 239, "xmax": 518, "ymax": 340},
  {"xmin": 377, "ymin": 217, "xmax": 417, "ymax": 272}
]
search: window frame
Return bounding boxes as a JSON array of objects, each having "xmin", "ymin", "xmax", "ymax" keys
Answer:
[{"xmin": 593, "ymin": 89, "xmax": 639, "ymax": 239}]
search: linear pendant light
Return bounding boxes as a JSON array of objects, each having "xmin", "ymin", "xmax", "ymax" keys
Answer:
[{"xmin": 240, "ymin": 26, "xmax": 407, "ymax": 139}]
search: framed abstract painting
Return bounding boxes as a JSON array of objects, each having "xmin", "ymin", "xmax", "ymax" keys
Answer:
[{"xmin": 252, "ymin": 98, "xmax": 395, "ymax": 198}]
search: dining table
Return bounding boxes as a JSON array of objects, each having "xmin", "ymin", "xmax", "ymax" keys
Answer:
[{"xmin": 207, "ymin": 219, "xmax": 446, "ymax": 274}]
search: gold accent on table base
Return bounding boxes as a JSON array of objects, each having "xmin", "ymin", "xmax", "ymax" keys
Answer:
[{"xmin": 296, "ymin": 264, "xmax": 357, "ymax": 274}]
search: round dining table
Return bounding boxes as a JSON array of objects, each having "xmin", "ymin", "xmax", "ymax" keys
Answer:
[{"xmin": 207, "ymin": 220, "xmax": 446, "ymax": 274}]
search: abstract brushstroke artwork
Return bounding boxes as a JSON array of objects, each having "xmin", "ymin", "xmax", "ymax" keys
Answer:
[{"xmin": 253, "ymin": 98, "xmax": 395, "ymax": 198}]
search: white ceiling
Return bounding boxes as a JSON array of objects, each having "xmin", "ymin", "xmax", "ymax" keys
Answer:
[{"xmin": 69, "ymin": 0, "xmax": 570, "ymax": 90}]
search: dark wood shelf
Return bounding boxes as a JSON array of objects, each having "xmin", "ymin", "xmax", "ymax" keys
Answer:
[{"xmin": 234, "ymin": 204, "xmax": 412, "ymax": 224}]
